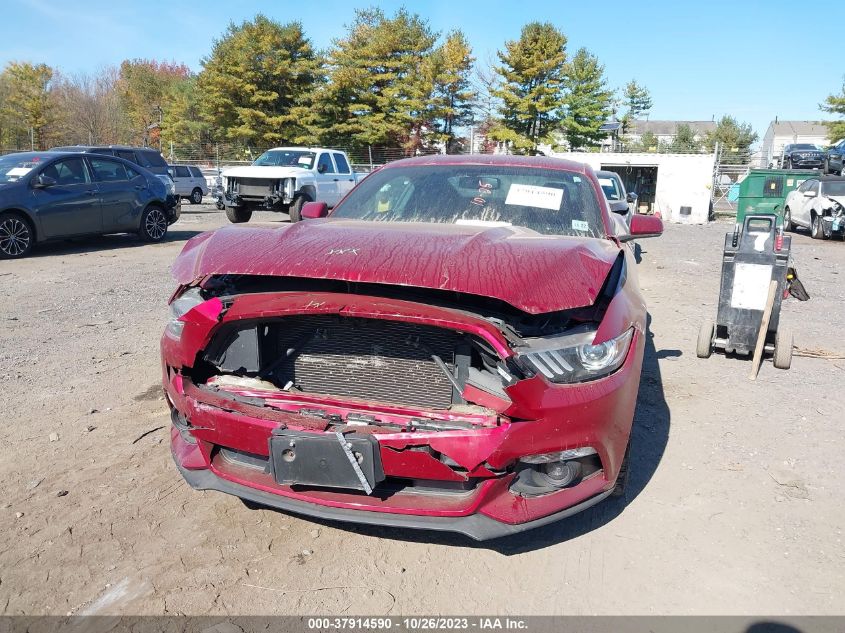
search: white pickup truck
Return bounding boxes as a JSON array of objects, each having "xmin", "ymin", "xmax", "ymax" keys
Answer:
[{"xmin": 221, "ymin": 147, "xmax": 360, "ymax": 223}]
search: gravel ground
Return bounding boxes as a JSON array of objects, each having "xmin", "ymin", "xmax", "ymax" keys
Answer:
[{"xmin": 0, "ymin": 203, "xmax": 843, "ymax": 615}]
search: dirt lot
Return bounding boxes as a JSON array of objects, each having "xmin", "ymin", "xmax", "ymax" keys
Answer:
[{"xmin": 1, "ymin": 204, "xmax": 843, "ymax": 616}]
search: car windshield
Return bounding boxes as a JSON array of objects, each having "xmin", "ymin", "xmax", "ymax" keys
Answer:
[
  {"xmin": 791, "ymin": 144, "xmax": 821, "ymax": 151},
  {"xmin": 822, "ymin": 181, "xmax": 845, "ymax": 197},
  {"xmin": 331, "ymin": 165, "xmax": 606, "ymax": 238},
  {"xmin": 0, "ymin": 154, "xmax": 50, "ymax": 184},
  {"xmin": 253, "ymin": 150, "xmax": 315, "ymax": 168},
  {"xmin": 597, "ymin": 175, "xmax": 622, "ymax": 201}
]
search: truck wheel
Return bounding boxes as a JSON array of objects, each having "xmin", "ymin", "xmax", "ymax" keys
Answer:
[
  {"xmin": 225, "ymin": 206, "xmax": 252, "ymax": 224},
  {"xmin": 696, "ymin": 321, "xmax": 714, "ymax": 358},
  {"xmin": 190, "ymin": 188, "xmax": 203, "ymax": 204},
  {"xmin": 782, "ymin": 207, "xmax": 792, "ymax": 232},
  {"xmin": 773, "ymin": 328, "xmax": 793, "ymax": 370},
  {"xmin": 289, "ymin": 194, "xmax": 311, "ymax": 223},
  {"xmin": 811, "ymin": 214, "xmax": 827, "ymax": 240}
]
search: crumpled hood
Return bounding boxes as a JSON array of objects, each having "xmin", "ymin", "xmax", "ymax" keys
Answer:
[
  {"xmin": 823, "ymin": 195, "xmax": 845, "ymax": 209},
  {"xmin": 172, "ymin": 220, "xmax": 620, "ymax": 314},
  {"xmin": 222, "ymin": 165, "xmax": 311, "ymax": 180}
]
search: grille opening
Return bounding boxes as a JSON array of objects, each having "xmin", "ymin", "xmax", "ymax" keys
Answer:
[{"xmin": 200, "ymin": 315, "xmax": 505, "ymax": 411}]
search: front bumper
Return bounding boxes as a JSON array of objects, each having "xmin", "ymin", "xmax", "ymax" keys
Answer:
[
  {"xmin": 788, "ymin": 156, "xmax": 824, "ymax": 168},
  {"xmin": 163, "ymin": 292, "xmax": 644, "ymax": 539},
  {"xmin": 165, "ymin": 194, "xmax": 181, "ymax": 224},
  {"xmin": 174, "ymin": 453, "xmax": 614, "ymax": 540}
]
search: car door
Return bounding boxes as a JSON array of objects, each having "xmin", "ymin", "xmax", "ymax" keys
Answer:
[
  {"xmin": 188, "ymin": 166, "xmax": 207, "ymax": 193},
  {"xmin": 834, "ymin": 141, "xmax": 845, "ymax": 172},
  {"xmin": 332, "ymin": 152, "xmax": 356, "ymax": 199},
  {"xmin": 88, "ymin": 157, "xmax": 143, "ymax": 232},
  {"xmin": 795, "ymin": 179, "xmax": 818, "ymax": 227},
  {"xmin": 31, "ymin": 157, "xmax": 102, "ymax": 239},
  {"xmin": 314, "ymin": 152, "xmax": 340, "ymax": 206},
  {"xmin": 171, "ymin": 166, "xmax": 192, "ymax": 195}
]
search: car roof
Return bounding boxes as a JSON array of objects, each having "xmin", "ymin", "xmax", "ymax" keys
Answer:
[
  {"xmin": 2, "ymin": 150, "xmax": 94, "ymax": 160},
  {"xmin": 378, "ymin": 153, "xmax": 591, "ymax": 174},
  {"xmin": 50, "ymin": 145, "xmax": 161, "ymax": 152},
  {"xmin": 595, "ymin": 170, "xmax": 621, "ymax": 179},
  {"xmin": 820, "ymin": 175, "xmax": 845, "ymax": 182}
]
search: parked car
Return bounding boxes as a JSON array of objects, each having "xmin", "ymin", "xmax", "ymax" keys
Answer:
[
  {"xmin": 596, "ymin": 169, "xmax": 637, "ymax": 233},
  {"xmin": 50, "ymin": 145, "xmax": 180, "ymax": 213},
  {"xmin": 162, "ymin": 155, "xmax": 663, "ymax": 540},
  {"xmin": 0, "ymin": 151, "xmax": 175, "ymax": 259},
  {"xmin": 221, "ymin": 147, "xmax": 360, "ymax": 223},
  {"xmin": 824, "ymin": 139, "xmax": 845, "ymax": 175},
  {"xmin": 783, "ymin": 175, "xmax": 845, "ymax": 240},
  {"xmin": 168, "ymin": 164, "xmax": 209, "ymax": 204},
  {"xmin": 780, "ymin": 143, "xmax": 825, "ymax": 170}
]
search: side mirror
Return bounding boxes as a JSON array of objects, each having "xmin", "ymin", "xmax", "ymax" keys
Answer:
[
  {"xmin": 35, "ymin": 173, "xmax": 57, "ymax": 188},
  {"xmin": 804, "ymin": 190, "xmax": 817, "ymax": 197},
  {"xmin": 626, "ymin": 191, "xmax": 638, "ymax": 203},
  {"xmin": 317, "ymin": 163, "xmax": 327, "ymax": 174},
  {"xmin": 619, "ymin": 214, "xmax": 663, "ymax": 241},
  {"xmin": 609, "ymin": 200, "xmax": 629, "ymax": 215},
  {"xmin": 301, "ymin": 201, "xmax": 328, "ymax": 219}
]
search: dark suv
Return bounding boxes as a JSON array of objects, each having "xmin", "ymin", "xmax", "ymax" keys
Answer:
[
  {"xmin": 50, "ymin": 145, "xmax": 180, "ymax": 211},
  {"xmin": 780, "ymin": 144, "xmax": 825, "ymax": 170}
]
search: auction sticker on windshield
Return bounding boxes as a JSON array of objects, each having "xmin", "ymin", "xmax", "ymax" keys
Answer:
[
  {"xmin": 6, "ymin": 167, "xmax": 33, "ymax": 179},
  {"xmin": 505, "ymin": 183, "xmax": 563, "ymax": 210}
]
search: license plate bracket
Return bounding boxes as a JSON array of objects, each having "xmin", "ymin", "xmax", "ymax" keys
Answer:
[{"xmin": 269, "ymin": 429, "xmax": 384, "ymax": 493}]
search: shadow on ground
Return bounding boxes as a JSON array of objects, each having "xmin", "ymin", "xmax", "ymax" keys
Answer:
[
  {"xmin": 25, "ymin": 230, "xmax": 204, "ymax": 258},
  {"xmin": 252, "ymin": 314, "xmax": 673, "ymax": 554}
]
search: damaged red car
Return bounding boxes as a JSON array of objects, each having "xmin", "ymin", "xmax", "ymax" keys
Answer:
[{"xmin": 161, "ymin": 155, "xmax": 663, "ymax": 540}]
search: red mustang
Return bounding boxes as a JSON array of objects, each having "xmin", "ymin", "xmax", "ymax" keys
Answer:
[{"xmin": 161, "ymin": 155, "xmax": 663, "ymax": 540}]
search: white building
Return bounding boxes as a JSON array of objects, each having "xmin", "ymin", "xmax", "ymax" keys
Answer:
[
  {"xmin": 625, "ymin": 120, "xmax": 717, "ymax": 147},
  {"xmin": 760, "ymin": 120, "xmax": 830, "ymax": 167}
]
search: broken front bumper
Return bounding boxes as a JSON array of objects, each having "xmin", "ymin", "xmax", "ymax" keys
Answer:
[{"xmin": 162, "ymin": 292, "xmax": 643, "ymax": 540}]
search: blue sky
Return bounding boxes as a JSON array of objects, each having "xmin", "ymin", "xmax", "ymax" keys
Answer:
[{"xmin": 2, "ymin": 0, "xmax": 842, "ymax": 141}]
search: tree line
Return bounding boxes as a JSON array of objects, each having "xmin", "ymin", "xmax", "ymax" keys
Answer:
[{"xmin": 0, "ymin": 8, "xmax": 761, "ymax": 157}]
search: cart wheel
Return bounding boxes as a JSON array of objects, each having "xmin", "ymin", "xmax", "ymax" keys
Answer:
[
  {"xmin": 773, "ymin": 328, "xmax": 793, "ymax": 370},
  {"xmin": 696, "ymin": 321, "xmax": 714, "ymax": 358}
]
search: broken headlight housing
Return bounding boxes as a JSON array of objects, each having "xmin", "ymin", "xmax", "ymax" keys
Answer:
[
  {"xmin": 165, "ymin": 287, "xmax": 205, "ymax": 339},
  {"xmin": 516, "ymin": 327, "xmax": 633, "ymax": 383}
]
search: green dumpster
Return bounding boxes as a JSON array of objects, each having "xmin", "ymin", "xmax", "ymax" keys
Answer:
[{"xmin": 735, "ymin": 169, "xmax": 819, "ymax": 226}]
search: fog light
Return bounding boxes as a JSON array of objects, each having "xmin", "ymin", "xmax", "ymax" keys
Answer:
[{"xmin": 542, "ymin": 460, "xmax": 581, "ymax": 485}]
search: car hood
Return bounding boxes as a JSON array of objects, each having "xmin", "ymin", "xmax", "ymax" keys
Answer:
[
  {"xmin": 222, "ymin": 165, "xmax": 311, "ymax": 179},
  {"xmin": 172, "ymin": 220, "xmax": 620, "ymax": 314}
]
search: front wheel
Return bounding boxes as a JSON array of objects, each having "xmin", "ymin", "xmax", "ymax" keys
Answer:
[
  {"xmin": 783, "ymin": 207, "xmax": 792, "ymax": 232},
  {"xmin": 139, "ymin": 205, "xmax": 168, "ymax": 242},
  {"xmin": 288, "ymin": 194, "xmax": 312, "ymax": 223},
  {"xmin": 811, "ymin": 214, "xmax": 827, "ymax": 240},
  {"xmin": 190, "ymin": 188, "xmax": 203, "ymax": 204},
  {"xmin": 773, "ymin": 328, "xmax": 793, "ymax": 370},
  {"xmin": 225, "ymin": 206, "xmax": 252, "ymax": 223},
  {"xmin": 783, "ymin": 157, "xmax": 792, "ymax": 170},
  {"xmin": 696, "ymin": 321, "xmax": 714, "ymax": 358},
  {"xmin": 0, "ymin": 212, "xmax": 34, "ymax": 259}
]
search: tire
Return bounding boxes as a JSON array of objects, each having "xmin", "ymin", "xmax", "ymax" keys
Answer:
[
  {"xmin": 0, "ymin": 212, "xmax": 34, "ymax": 259},
  {"xmin": 773, "ymin": 328, "xmax": 793, "ymax": 370},
  {"xmin": 190, "ymin": 188, "xmax": 203, "ymax": 204},
  {"xmin": 611, "ymin": 441, "xmax": 631, "ymax": 497},
  {"xmin": 696, "ymin": 321, "xmax": 714, "ymax": 358},
  {"xmin": 783, "ymin": 157, "xmax": 792, "ymax": 170},
  {"xmin": 289, "ymin": 193, "xmax": 311, "ymax": 223},
  {"xmin": 225, "ymin": 206, "xmax": 252, "ymax": 224},
  {"xmin": 811, "ymin": 213, "xmax": 827, "ymax": 240},
  {"xmin": 782, "ymin": 207, "xmax": 792, "ymax": 232},
  {"xmin": 139, "ymin": 205, "xmax": 168, "ymax": 242}
]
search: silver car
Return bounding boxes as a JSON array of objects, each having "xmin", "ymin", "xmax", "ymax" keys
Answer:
[
  {"xmin": 168, "ymin": 164, "xmax": 209, "ymax": 204},
  {"xmin": 596, "ymin": 170, "xmax": 637, "ymax": 234}
]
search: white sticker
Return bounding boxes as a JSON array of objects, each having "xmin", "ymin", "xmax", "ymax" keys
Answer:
[
  {"xmin": 786, "ymin": 179, "xmax": 794, "ymax": 186},
  {"xmin": 730, "ymin": 263, "xmax": 772, "ymax": 310},
  {"xmin": 6, "ymin": 167, "xmax": 32, "ymax": 177},
  {"xmin": 505, "ymin": 184, "xmax": 563, "ymax": 210},
  {"xmin": 598, "ymin": 178, "xmax": 614, "ymax": 187},
  {"xmin": 456, "ymin": 219, "xmax": 512, "ymax": 228},
  {"xmin": 572, "ymin": 220, "xmax": 590, "ymax": 232}
]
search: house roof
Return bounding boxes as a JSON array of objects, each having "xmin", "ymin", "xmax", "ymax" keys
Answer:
[
  {"xmin": 628, "ymin": 120, "xmax": 718, "ymax": 136},
  {"xmin": 767, "ymin": 120, "xmax": 829, "ymax": 137}
]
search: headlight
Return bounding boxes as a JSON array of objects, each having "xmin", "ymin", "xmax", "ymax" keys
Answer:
[
  {"xmin": 165, "ymin": 287, "xmax": 205, "ymax": 339},
  {"xmin": 517, "ymin": 328, "xmax": 634, "ymax": 383},
  {"xmin": 157, "ymin": 174, "xmax": 176, "ymax": 196}
]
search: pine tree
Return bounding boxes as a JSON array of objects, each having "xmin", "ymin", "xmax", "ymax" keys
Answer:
[
  {"xmin": 703, "ymin": 115, "xmax": 757, "ymax": 162},
  {"xmin": 560, "ymin": 48, "xmax": 613, "ymax": 150},
  {"xmin": 821, "ymin": 80, "xmax": 845, "ymax": 142},
  {"xmin": 198, "ymin": 16, "xmax": 321, "ymax": 146},
  {"xmin": 620, "ymin": 79, "xmax": 652, "ymax": 133},
  {"xmin": 319, "ymin": 8, "xmax": 436, "ymax": 151},
  {"xmin": 490, "ymin": 22, "xmax": 567, "ymax": 153},
  {"xmin": 427, "ymin": 30, "xmax": 476, "ymax": 153}
]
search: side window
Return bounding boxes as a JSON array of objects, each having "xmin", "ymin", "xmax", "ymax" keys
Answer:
[
  {"xmin": 90, "ymin": 148, "xmax": 113, "ymax": 156},
  {"xmin": 333, "ymin": 153, "xmax": 351, "ymax": 174},
  {"xmin": 796, "ymin": 180, "xmax": 809, "ymax": 192},
  {"xmin": 189, "ymin": 166, "xmax": 203, "ymax": 178},
  {"xmin": 46, "ymin": 158, "xmax": 89, "ymax": 185},
  {"xmin": 174, "ymin": 166, "xmax": 191, "ymax": 178},
  {"xmin": 90, "ymin": 158, "xmax": 128, "ymax": 182},
  {"xmin": 317, "ymin": 153, "xmax": 335, "ymax": 174},
  {"xmin": 808, "ymin": 180, "xmax": 819, "ymax": 194},
  {"xmin": 115, "ymin": 150, "xmax": 137, "ymax": 164},
  {"xmin": 140, "ymin": 150, "xmax": 168, "ymax": 169},
  {"xmin": 125, "ymin": 165, "xmax": 141, "ymax": 180}
]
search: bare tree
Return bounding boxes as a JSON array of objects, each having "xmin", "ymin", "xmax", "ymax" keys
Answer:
[{"xmin": 51, "ymin": 67, "xmax": 126, "ymax": 145}]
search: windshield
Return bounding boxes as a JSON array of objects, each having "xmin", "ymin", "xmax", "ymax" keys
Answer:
[
  {"xmin": 331, "ymin": 165, "xmax": 606, "ymax": 238},
  {"xmin": 822, "ymin": 181, "xmax": 845, "ymax": 197},
  {"xmin": 253, "ymin": 150, "xmax": 315, "ymax": 168},
  {"xmin": 0, "ymin": 154, "xmax": 50, "ymax": 184},
  {"xmin": 597, "ymin": 175, "xmax": 622, "ymax": 201},
  {"xmin": 790, "ymin": 144, "xmax": 821, "ymax": 151}
]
